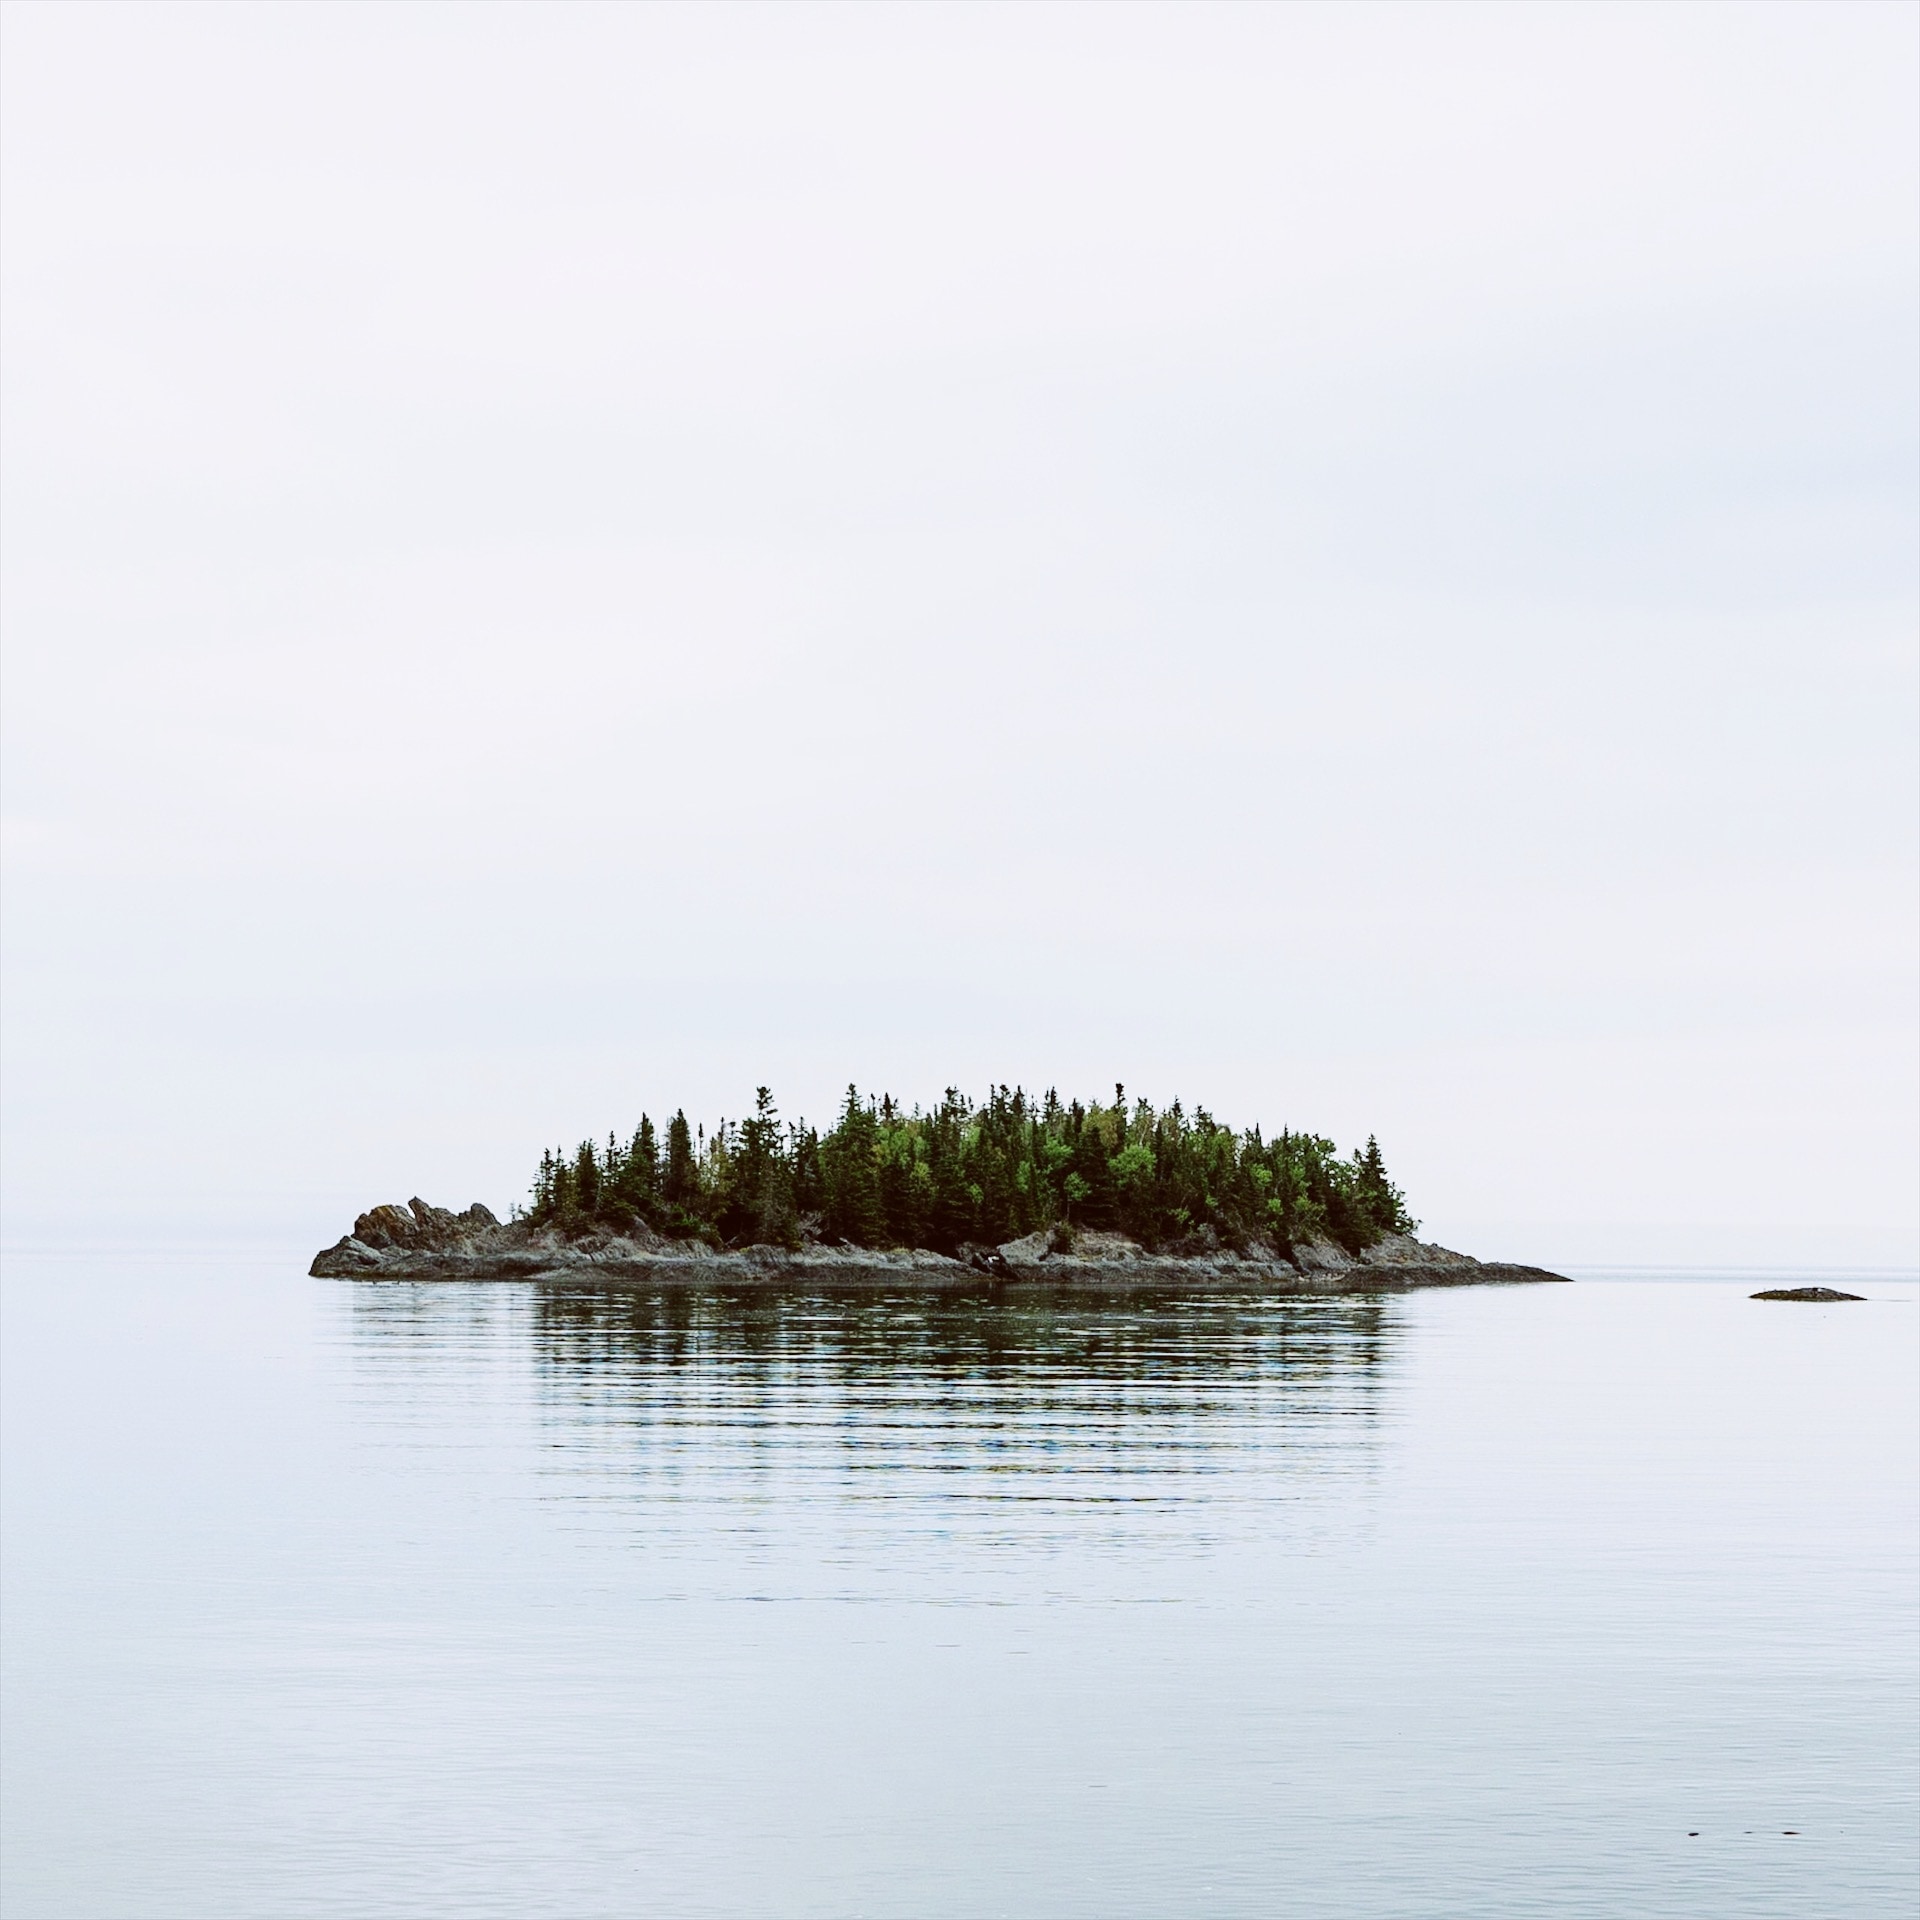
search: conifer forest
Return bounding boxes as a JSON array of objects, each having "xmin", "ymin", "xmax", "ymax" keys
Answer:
[{"xmin": 524, "ymin": 1086, "xmax": 1417, "ymax": 1258}]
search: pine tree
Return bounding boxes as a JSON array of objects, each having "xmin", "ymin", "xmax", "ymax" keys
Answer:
[
  {"xmin": 664, "ymin": 1110, "xmax": 696, "ymax": 1206},
  {"xmin": 1065, "ymin": 1101, "xmax": 1117, "ymax": 1229},
  {"xmin": 923, "ymin": 1088, "xmax": 975, "ymax": 1251},
  {"xmin": 790, "ymin": 1125, "xmax": 825, "ymax": 1221},
  {"xmin": 573, "ymin": 1139, "xmax": 601, "ymax": 1218},
  {"xmin": 878, "ymin": 1133, "xmax": 927, "ymax": 1248},
  {"xmin": 729, "ymin": 1086, "xmax": 795, "ymax": 1246},
  {"xmin": 519, "ymin": 1085, "xmax": 1411, "ymax": 1257},
  {"xmin": 822, "ymin": 1085, "xmax": 884, "ymax": 1246},
  {"xmin": 1354, "ymin": 1134, "xmax": 1412, "ymax": 1237},
  {"xmin": 633, "ymin": 1116, "xmax": 659, "ymax": 1199}
]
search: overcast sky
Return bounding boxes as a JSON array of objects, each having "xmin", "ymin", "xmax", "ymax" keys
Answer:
[{"xmin": 3, "ymin": 1, "xmax": 1915, "ymax": 1266}]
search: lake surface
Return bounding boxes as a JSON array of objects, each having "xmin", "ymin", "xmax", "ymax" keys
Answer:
[{"xmin": 3, "ymin": 1252, "xmax": 1914, "ymax": 1918}]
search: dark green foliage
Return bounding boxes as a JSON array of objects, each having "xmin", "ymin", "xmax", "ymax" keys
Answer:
[
  {"xmin": 524, "ymin": 1083, "xmax": 1419, "ymax": 1255},
  {"xmin": 617, "ymin": 1116, "xmax": 658, "ymax": 1211},
  {"xmin": 728, "ymin": 1087, "xmax": 797, "ymax": 1248},
  {"xmin": 790, "ymin": 1124, "xmax": 824, "ymax": 1221},
  {"xmin": 573, "ymin": 1140, "xmax": 600, "ymax": 1216},
  {"xmin": 821, "ymin": 1085, "xmax": 884, "ymax": 1246},
  {"xmin": 664, "ymin": 1111, "xmax": 695, "ymax": 1205}
]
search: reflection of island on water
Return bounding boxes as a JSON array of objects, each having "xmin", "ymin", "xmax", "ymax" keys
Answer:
[
  {"xmin": 344, "ymin": 1283, "xmax": 1408, "ymax": 1552},
  {"xmin": 533, "ymin": 1285, "xmax": 1398, "ymax": 1505},
  {"xmin": 529, "ymin": 1282, "xmax": 1394, "ymax": 1395}
]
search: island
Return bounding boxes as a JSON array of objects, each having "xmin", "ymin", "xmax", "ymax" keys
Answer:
[{"xmin": 311, "ymin": 1083, "xmax": 1569, "ymax": 1291}]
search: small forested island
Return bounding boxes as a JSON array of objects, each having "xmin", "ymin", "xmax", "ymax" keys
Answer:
[{"xmin": 312, "ymin": 1083, "xmax": 1568, "ymax": 1290}]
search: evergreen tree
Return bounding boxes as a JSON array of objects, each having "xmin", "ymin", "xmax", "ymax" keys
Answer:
[
  {"xmin": 878, "ymin": 1131, "xmax": 928, "ymax": 1248},
  {"xmin": 1354, "ymin": 1134, "xmax": 1413, "ymax": 1237},
  {"xmin": 1065, "ymin": 1100, "xmax": 1117, "ymax": 1229},
  {"xmin": 731, "ymin": 1086, "xmax": 796, "ymax": 1246},
  {"xmin": 923, "ymin": 1088, "xmax": 975, "ymax": 1251},
  {"xmin": 573, "ymin": 1139, "xmax": 601, "ymax": 1216},
  {"xmin": 617, "ymin": 1115, "xmax": 659, "ymax": 1212},
  {"xmin": 790, "ymin": 1125, "xmax": 825, "ymax": 1221},
  {"xmin": 664, "ymin": 1110, "xmax": 696, "ymax": 1206},
  {"xmin": 517, "ymin": 1083, "xmax": 1414, "ymax": 1258},
  {"xmin": 822, "ymin": 1085, "xmax": 884, "ymax": 1246}
]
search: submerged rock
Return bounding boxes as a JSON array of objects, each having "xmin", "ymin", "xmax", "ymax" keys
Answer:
[{"xmin": 1750, "ymin": 1286, "xmax": 1865, "ymax": 1302}]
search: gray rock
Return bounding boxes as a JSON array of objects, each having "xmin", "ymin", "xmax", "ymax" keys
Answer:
[
  {"xmin": 1292, "ymin": 1237, "xmax": 1358, "ymax": 1273},
  {"xmin": 309, "ymin": 1205, "xmax": 1570, "ymax": 1292}
]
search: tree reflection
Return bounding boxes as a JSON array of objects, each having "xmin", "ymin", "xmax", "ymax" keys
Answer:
[
  {"xmin": 343, "ymin": 1282, "xmax": 1405, "ymax": 1551},
  {"xmin": 522, "ymin": 1285, "xmax": 1394, "ymax": 1492}
]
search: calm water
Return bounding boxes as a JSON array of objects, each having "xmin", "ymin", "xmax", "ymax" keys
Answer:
[{"xmin": 2, "ymin": 1252, "xmax": 1914, "ymax": 1918}]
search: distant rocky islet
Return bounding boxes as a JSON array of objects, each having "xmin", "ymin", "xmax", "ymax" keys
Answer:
[{"xmin": 312, "ymin": 1085, "xmax": 1572, "ymax": 1291}]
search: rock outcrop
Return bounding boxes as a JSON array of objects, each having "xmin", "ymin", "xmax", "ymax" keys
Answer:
[
  {"xmin": 1750, "ymin": 1285, "xmax": 1865, "ymax": 1302},
  {"xmin": 310, "ymin": 1201, "xmax": 1568, "ymax": 1291}
]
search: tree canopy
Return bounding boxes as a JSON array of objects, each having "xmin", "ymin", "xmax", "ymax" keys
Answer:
[{"xmin": 524, "ymin": 1085, "xmax": 1416, "ymax": 1258}]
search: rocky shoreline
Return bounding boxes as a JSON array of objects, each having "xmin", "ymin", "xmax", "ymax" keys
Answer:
[{"xmin": 310, "ymin": 1199, "xmax": 1569, "ymax": 1292}]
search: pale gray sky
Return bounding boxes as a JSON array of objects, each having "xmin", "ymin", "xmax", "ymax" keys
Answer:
[{"xmin": 3, "ymin": 0, "xmax": 1915, "ymax": 1265}]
